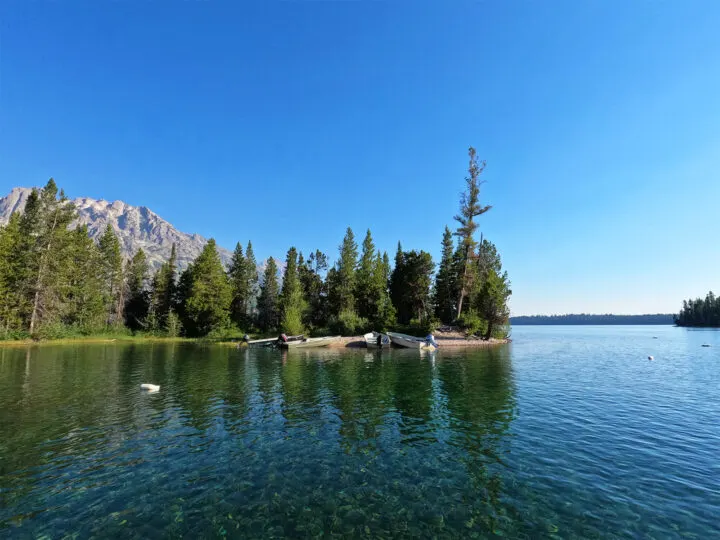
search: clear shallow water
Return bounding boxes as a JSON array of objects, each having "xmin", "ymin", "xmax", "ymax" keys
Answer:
[{"xmin": 0, "ymin": 326, "xmax": 718, "ymax": 539}]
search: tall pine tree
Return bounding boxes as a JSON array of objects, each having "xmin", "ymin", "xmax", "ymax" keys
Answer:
[
  {"xmin": 124, "ymin": 249, "xmax": 150, "ymax": 331},
  {"xmin": 228, "ymin": 242, "xmax": 250, "ymax": 328},
  {"xmin": 453, "ymin": 147, "xmax": 491, "ymax": 318},
  {"xmin": 245, "ymin": 241, "xmax": 259, "ymax": 323},
  {"xmin": 433, "ymin": 226, "xmax": 456, "ymax": 323},
  {"xmin": 21, "ymin": 180, "xmax": 77, "ymax": 333},
  {"xmin": 98, "ymin": 225, "xmax": 124, "ymax": 327},
  {"xmin": 328, "ymin": 227, "xmax": 358, "ymax": 315},
  {"xmin": 184, "ymin": 239, "xmax": 231, "ymax": 336},
  {"xmin": 279, "ymin": 247, "xmax": 306, "ymax": 335},
  {"xmin": 149, "ymin": 243, "xmax": 177, "ymax": 329},
  {"xmin": 257, "ymin": 257, "xmax": 280, "ymax": 332},
  {"xmin": 355, "ymin": 229, "xmax": 376, "ymax": 320}
]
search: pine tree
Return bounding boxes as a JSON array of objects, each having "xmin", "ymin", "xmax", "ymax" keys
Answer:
[
  {"xmin": 371, "ymin": 251, "xmax": 396, "ymax": 329},
  {"xmin": 329, "ymin": 227, "xmax": 358, "ymax": 315},
  {"xmin": 476, "ymin": 268, "xmax": 511, "ymax": 339},
  {"xmin": 389, "ymin": 242, "xmax": 406, "ymax": 321},
  {"xmin": 184, "ymin": 239, "xmax": 231, "ymax": 336},
  {"xmin": 402, "ymin": 250, "xmax": 435, "ymax": 323},
  {"xmin": 299, "ymin": 250, "xmax": 329, "ymax": 328},
  {"xmin": 21, "ymin": 180, "xmax": 77, "ymax": 333},
  {"xmin": 453, "ymin": 147, "xmax": 492, "ymax": 318},
  {"xmin": 279, "ymin": 247, "xmax": 306, "ymax": 335},
  {"xmin": 0, "ymin": 213, "xmax": 25, "ymax": 332},
  {"xmin": 244, "ymin": 241, "xmax": 259, "ymax": 322},
  {"xmin": 355, "ymin": 229, "xmax": 376, "ymax": 320},
  {"xmin": 149, "ymin": 243, "xmax": 177, "ymax": 329},
  {"xmin": 124, "ymin": 249, "xmax": 150, "ymax": 331},
  {"xmin": 257, "ymin": 257, "xmax": 280, "ymax": 332},
  {"xmin": 98, "ymin": 225, "xmax": 125, "ymax": 327},
  {"xmin": 228, "ymin": 242, "xmax": 249, "ymax": 328},
  {"xmin": 64, "ymin": 226, "xmax": 106, "ymax": 331},
  {"xmin": 433, "ymin": 226, "xmax": 456, "ymax": 323}
]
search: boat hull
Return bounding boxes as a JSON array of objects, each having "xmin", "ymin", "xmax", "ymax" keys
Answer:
[
  {"xmin": 364, "ymin": 332, "xmax": 391, "ymax": 348},
  {"xmin": 386, "ymin": 332, "xmax": 436, "ymax": 351},
  {"xmin": 280, "ymin": 336, "xmax": 341, "ymax": 349}
]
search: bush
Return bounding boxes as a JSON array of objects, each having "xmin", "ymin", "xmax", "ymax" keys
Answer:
[
  {"xmin": 329, "ymin": 309, "xmax": 370, "ymax": 336},
  {"xmin": 206, "ymin": 323, "xmax": 244, "ymax": 341},
  {"xmin": 165, "ymin": 311, "xmax": 182, "ymax": 338},
  {"xmin": 456, "ymin": 311, "xmax": 487, "ymax": 337}
]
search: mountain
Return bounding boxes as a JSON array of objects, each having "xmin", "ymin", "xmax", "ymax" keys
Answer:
[{"xmin": 0, "ymin": 187, "xmax": 233, "ymax": 270}]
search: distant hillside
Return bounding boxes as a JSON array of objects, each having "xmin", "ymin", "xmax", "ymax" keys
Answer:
[{"xmin": 511, "ymin": 314, "xmax": 674, "ymax": 325}]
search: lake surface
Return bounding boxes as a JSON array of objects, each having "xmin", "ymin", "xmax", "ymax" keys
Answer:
[{"xmin": 1, "ymin": 326, "xmax": 718, "ymax": 538}]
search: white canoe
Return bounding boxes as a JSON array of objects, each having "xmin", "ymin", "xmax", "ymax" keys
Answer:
[
  {"xmin": 280, "ymin": 336, "xmax": 341, "ymax": 349},
  {"xmin": 386, "ymin": 332, "xmax": 437, "ymax": 351},
  {"xmin": 364, "ymin": 331, "xmax": 391, "ymax": 348}
]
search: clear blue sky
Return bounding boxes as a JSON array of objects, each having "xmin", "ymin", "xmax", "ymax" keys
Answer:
[{"xmin": 1, "ymin": 1, "xmax": 719, "ymax": 315}]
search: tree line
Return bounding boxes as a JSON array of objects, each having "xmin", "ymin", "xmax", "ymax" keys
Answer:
[
  {"xmin": 0, "ymin": 148, "xmax": 511, "ymax": 340},
  {"xmin": 675, "ymin": 292, "xmax": 720, "ymax": 327},
  {"xmin": 510, "ymin": 314, "xmax": 674, "ymax": 325}
]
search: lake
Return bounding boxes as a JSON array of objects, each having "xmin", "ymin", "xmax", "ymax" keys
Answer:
[{"xmin": 1, "ymin": 326, "xmax": 718, "ymax": 538}]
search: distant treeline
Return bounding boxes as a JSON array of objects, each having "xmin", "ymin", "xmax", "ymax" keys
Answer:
[
  {"xmin": 511, "ymin": 314, "xmax": 674, "ymax": 325},
  {"xmin": 675, "ymin": 291, "xmax": 720, "ymax": 327},
  {"xmin": 0, "ymin": 148, "xmax": 511, "ymax": 340}
]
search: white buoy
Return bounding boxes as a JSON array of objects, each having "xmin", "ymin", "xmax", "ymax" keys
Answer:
[
  {"xmin": 648, "ymin": 356, "xmax": 654, "ymax": 361},
  {"xmin": 140, "ymin": 383, "xmax": 160, "ymax": 392}
]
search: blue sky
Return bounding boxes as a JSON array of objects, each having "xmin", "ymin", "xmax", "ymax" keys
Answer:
[{"xmin": 1, "ymin": 1, "xmax": 719, "ymax": 315}]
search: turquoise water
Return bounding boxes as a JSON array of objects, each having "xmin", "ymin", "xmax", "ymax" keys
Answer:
[{"xmin": 0, "ymin": 326, "xmax": 718, "ymax": 538}]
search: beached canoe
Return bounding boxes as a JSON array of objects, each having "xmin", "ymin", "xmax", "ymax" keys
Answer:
[
  {"xmin": 364, "ymin": 331, "xmax": 391, "ymax": 348},
  {"xmin": 279, "ymin": 336, "xmax": 341, "ymax": 349},
  {"xmin": 386, "ymin": 332, "xmax": 437, "ymax": 351}
]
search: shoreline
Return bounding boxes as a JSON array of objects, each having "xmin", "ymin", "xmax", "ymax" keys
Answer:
[
  {"xmin": 0, "ymin": 332, "xmax": 510, "ymax": 349},
  {"xmin": 327, "ymin": 336, "xmax": 509, "ymax": 348}
]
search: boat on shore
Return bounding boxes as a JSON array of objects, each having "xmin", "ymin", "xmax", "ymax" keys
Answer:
[
  {"xmin": 279, "ymin": 336, "xmax": 340, "ymax": 349},
  {"xmin": 364, "ymin": 331, "xmax": 391, "ymax": 348},
  {"xmin": 387, "ymin": 332, "xmax": 438, "ymax": 351}
]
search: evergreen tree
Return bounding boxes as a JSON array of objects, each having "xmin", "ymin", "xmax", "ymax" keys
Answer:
[
  {"xmin": 355, "ymin": 229, "xmax": 376, "ymax": 320},
  {"xmin": 20, "ymin": 180, "xmax": 77, "ymax": 333},
  {"xmin": 402, "ymin": 250, "xmax": 435, "ymax": 323},
  {"xmin": 228, "ymin": 242, "xmax": 250, "ymax": 328},
  {"xmin": 433, "ymin": 226, "xmax": 456, "ymax": 323},
  {"xmin": 124, "ymin": 249, "xmax": 150, "ymax": 331},
  {"xmin": 279, "ymin": 247, "xmax": 306, "ymax": 335},
  {"xmin": 299, "ymin": 250, "xmax": 329, "ymax": 328},
  {"xmin": 329, "ymin": 227, "xmax": 358, "ymax": 315},
  {"xmin": 64, "ymin": 226, "xmax": 105, "ymax": 331},
  {"xmin": 257, "ymin": 257, "xmax": 280, "ymax": 332},
  {"xmin": 0, "ymin": 213, "xmax": 25, "ymax": 332},
  {"xmin": 389, "ymin": 242, "xmax": 405, "ymax": 321},
  {"xmin": 184, "ymin": 239, "xmax": 231, "ymax": 336},
  {"xmin": 390, "ymin": 247, "xmax": 434, "ymax": 324},
  {"xmin": 98, "ymin": 225, "xmax": 124, "ymax": 327},
  {"xmin": 149, "ymin": 243, "xmax": 177, "ymax": 329},
  {"xmin": 453, "ymin": 147, "xmax": 492, "ymax": 318},
  {"xmin": 476, "ymin": 268, "xmax": 511, "ymax": 339},
  {"xmin": 245, "ymin": 241, "xmax": 259, "ymax": 322},
  {"xmin": 371, "ymin": 251, "xmax": 396, "ymax": 329}
]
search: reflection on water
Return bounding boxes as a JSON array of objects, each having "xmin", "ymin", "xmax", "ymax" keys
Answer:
[{"xmin": 1, "ymin": 327, "xmax": 719, "ymax": 538}]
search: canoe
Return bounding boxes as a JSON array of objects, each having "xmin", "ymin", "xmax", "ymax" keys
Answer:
[
  {"xmin": 364, "ymin": 331, "xmax": 391, "ymax": 348},
  {"xmin": 279, "ymin": 336, "xmax": 341, "ymax": 349},
  {"xmin": 386, "ymin": 332, "xmax": 437, "ymax": 351}
]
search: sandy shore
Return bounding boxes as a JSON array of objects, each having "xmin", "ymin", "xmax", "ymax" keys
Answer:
[{"xmin": 328, "ymin": 329, "xmax": 509, "ymax": 349}]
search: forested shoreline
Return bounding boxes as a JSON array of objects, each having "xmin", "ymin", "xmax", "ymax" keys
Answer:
[
  {"xmin": 675, "ymin": 292, "xmax": 720, "ymax": 327},
  {"xmin": 511, "ymin": 314, "xmax": 674, "ymax": 325},
  {"xmin": 0, "ymin": 148, "xmax": 511, "ymax": 341}
]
